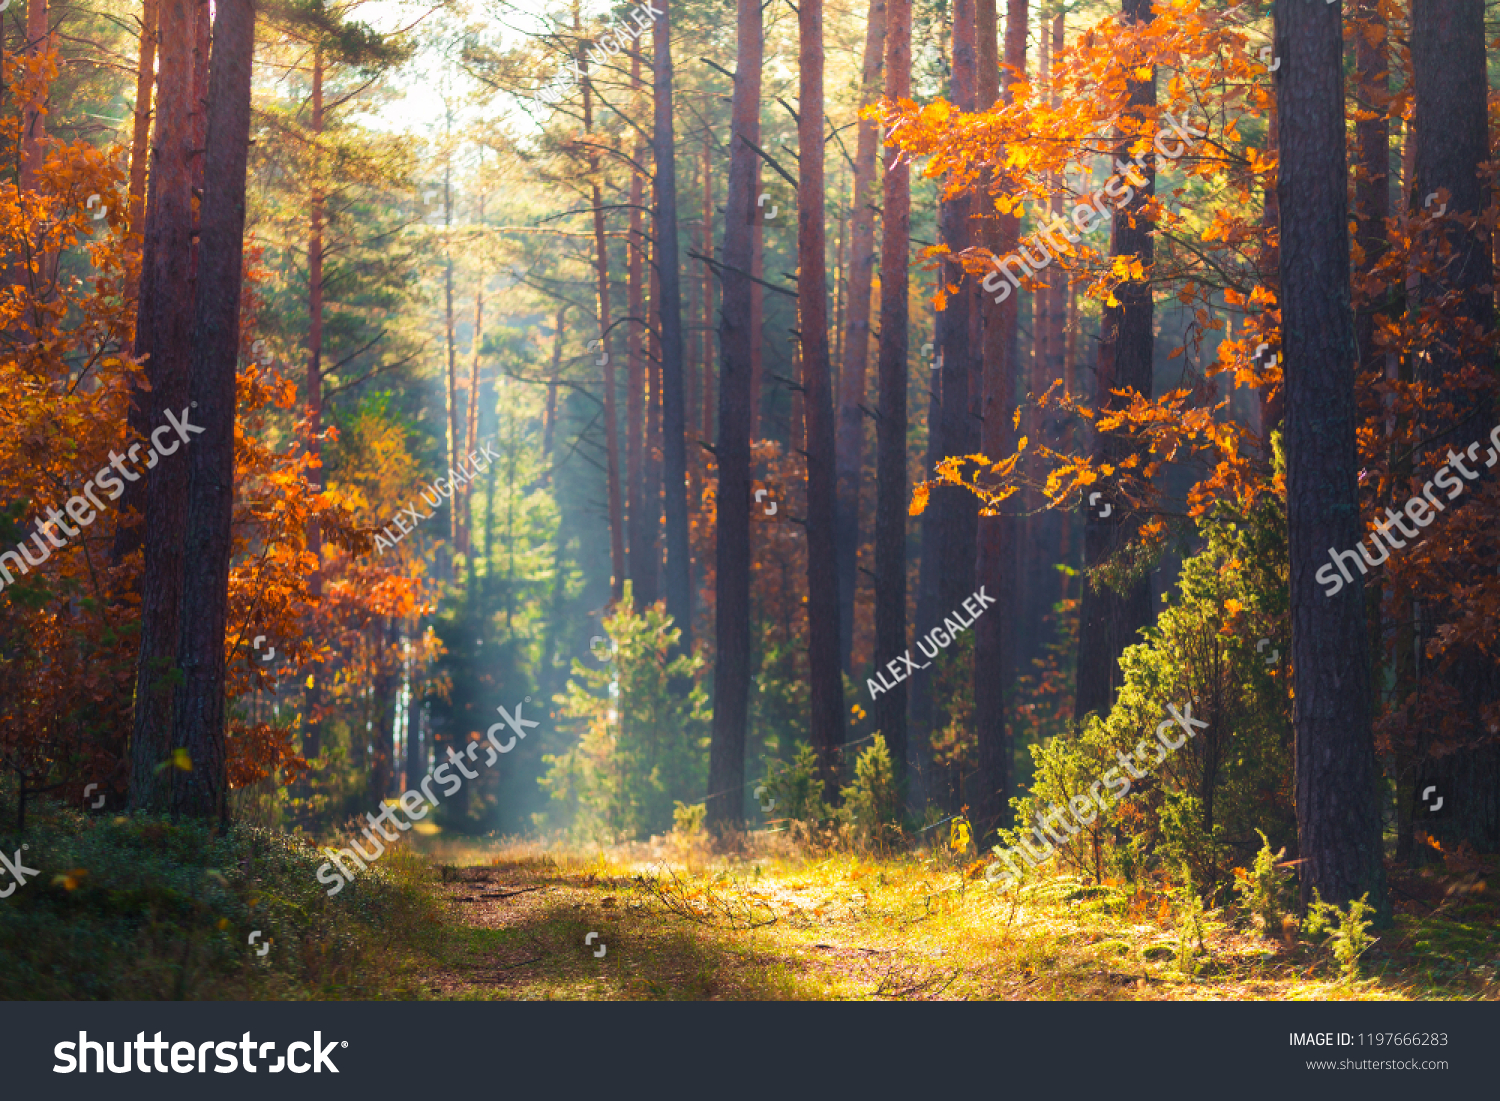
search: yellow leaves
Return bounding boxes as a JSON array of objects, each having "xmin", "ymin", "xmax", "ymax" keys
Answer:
[
  {"xmin": 908, "ymin": 481, "xmax": 930, "ymax": 517},
  {"xmin": 153, "ymin": 748, "xmax": 193, "ymax": 775},
  {"xmin": 1135, "ymin": 66, "xmax": 1153, "ymax": 82},
  {"xmin": 949, "ymin": 819, "xmax": 971, "ymax": 853},
  {"xmin": 1005, "ymin": 145, "xmax": 1039, "ymax": 174},
  {"xmin": 52, "ymin": 869, "xmax": 88, "ymax": 891},
  {"xmin": 917, "ymin": 100, "xmax": 953, "ymax": 133}
]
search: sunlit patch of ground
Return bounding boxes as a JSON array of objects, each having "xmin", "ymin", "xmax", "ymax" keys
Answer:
[{"xmin": 409, "ymin": 836, "xmax": 1500, "ymax": 1001}]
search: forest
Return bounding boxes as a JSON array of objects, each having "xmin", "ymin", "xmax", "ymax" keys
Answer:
[{"xmin": 0, "ymin": 0, "xmax": 1498, "ymax": 1004}]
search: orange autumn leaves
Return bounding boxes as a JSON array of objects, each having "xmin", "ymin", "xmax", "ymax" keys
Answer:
[
  {"xmin": 0, "ymin": 48, "xmax": 435, "ymax": 796},
  {"xmin": 879, "ymin": 0, "xmax": 1288, "ymax": 531}
]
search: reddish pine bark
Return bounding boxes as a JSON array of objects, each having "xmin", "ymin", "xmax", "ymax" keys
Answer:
[
  {"xmin": 1074, "ymin": 0, "xmax": 1156, "ymax": 722},
  {"xmin": 798, "ymin": 0, "xmax": 846, "ymax": 801},
  {"xmin": 706, "ymin": 0, "xmax": 763, "ymax": 830},
  {"xmin": 1278, "ymin": 0, "xmax": 1389, "ymax": 918},
  {"xmin": 972, "ymin": 0, "xmax": 1026, "ymax": 842},
  {"xmin": 126, "ymin": 0, "xmax": 159, "ymax": 305},
  {"xmin": 835, "ymin": 0, "xmax": 886, "ymax": 674},
  {"xmin": 171, "ymin": 0, "xmax": 256, "ymax": 823},
  {"xmin": 873, "ymin": 0, "xmax": 912, "ymax": 798},
  {"xmin": 128, "ymin": 0, "xmax": 197, "ymax": 812},
  {"xmin": 580, "ymin": 42, "xmax": 626, "ymax": 606},
  {"xmin": 654, "ymin": 3, "xmax": 693, "ymax": 652},
  {"xmin": 628, "ymin": 51, "xmax": 649, "ymax": 607}
]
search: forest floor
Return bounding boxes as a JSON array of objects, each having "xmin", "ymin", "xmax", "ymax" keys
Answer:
[{"xmin": 413, "ymin": 835, "xmax": 1500, "ymax": 1001}]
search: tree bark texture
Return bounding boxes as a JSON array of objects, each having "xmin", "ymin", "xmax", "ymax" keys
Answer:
[
  {"xmin": 706, "ymin": 0, "xmax": 762, "ymax": 831},
  {"xmin": 1277, "ymin": 0, "xmax": 1389, "ymax": 918}
]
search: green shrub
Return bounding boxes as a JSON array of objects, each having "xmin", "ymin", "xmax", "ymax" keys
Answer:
[
  {"xmin": 1235, "ymin": 829, "xmax": 1294, "ymax": 937},
  {"xmin": 539, "ymin": 585, "xmax": 709, "ymax": 840},
  {"xmin": 839, "ymin": 734, "xmax": 901, "ymax": 848},
  {"xmin": 1172, "ymin": 865, "xmax": 1209, "ymax": 974},
  {"xmin": 1304, "ymin": 890, "xmax": 1378, "ymax": 982},
  {"xmin": 1010, "ymin": 490, "xmax": 1294, "ymax": 890},
  {"xmin": 672, "ymin": 801, "xmax": 706, "ymax": 840},
  {"xmin": 761, "ymin": 743, "xmax": 828, "ymax": 825},
  {"xmin": 0, "ymin": 806, "xmax": 441, "ymax": 999}
]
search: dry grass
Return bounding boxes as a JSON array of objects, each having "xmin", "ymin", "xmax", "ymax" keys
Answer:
[{"xmin": 411, "ymin": 835, "xmax": 1500, "ymax": 1001}]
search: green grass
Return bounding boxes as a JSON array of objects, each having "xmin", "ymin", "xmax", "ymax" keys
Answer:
[
  {"xmin": 5, "ymin": 806, "xmax": 1498, "ymax": 1001},
  {"xmin": 0, "ymin": 803, "xmax": 443, "ymax": 999}
]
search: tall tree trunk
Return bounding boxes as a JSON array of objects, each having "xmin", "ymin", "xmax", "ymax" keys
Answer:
[
  {"xmin": 303, "ymin": 47, "xmax": 326, "ymax": 761},
  {"xmin": 750, "ymin": 222, "xmax": 764, "ymax": 440},
  {"xmin": 128, "ymin": 0, "xmax": 196, "ymax": 812},
  {"xmin": 126, "ymin": 0, "xmax": 159, "ymax": 306},
  {"xmin": 1408, "ymin": 0, "xmax": 1498, "ymax": 857},
  {"xmin": 648, "ymin": 236, "xmax": 664, "ymax": 600},
  {"xmin": 701, "ymin": 132, "xmax": 716, "ymax": 444},
  {"xmin": 628, "ymin": 55, "xmax": 649, "ymax": 607},
  {"xmin": 654, "ymin": 5, "xmax": 693, "ymax": 654},
  {"xmin": 1074, "ymin": 0, "xmax": 1156, "ymax": 722},
  {"xmin": 798, "ymin": 0, "xmax": 846, "ymax": 802},
  {"xmin": 465, "ymin": 187, "xmax": 485, "ymax": 561},
  {"xmin": 581, "ymin": 45, "xmax": 626, "ymax": 606},
  {"xmin": 873, "ymin": 0, "xmax": 912, "ymax": 801},
  {"xmin": 911, "ymin": 322, "xmax": 943, "ymax": 798},
  {"xmin": 835, "ymin": 0, "xmax": 886, "ymax": 675},
  {"xmin": 972, "ymin": 0, "xmax": 1025, "ymax": 844},
  {"xmin": 937, "ymin": 0, "xmax": 978, "ymax": 631},
  {"xmin": 543, "ymin": 305, "xmax": 567, "ymax": 462},
  {"xmin": 706, "ymin": 0, "xmax": 762, "ymax": 831},
  {"xmin": 370, "ymin": 620, "xmax": 397, "ymax": 801},
  {"xmin": 443, "ymin": 157, "xmax": 460, "ymax": 551},
  {"xmin": 403, "ymin": 625, "xmax": 423, "ymax": 789},
  {"xmin": 1352, "ymin": 0, "xmax": 1406, "ymax": 861},
  {"xmin": 19, "ymin": 0, "xmax": 48, "ymax": 195},
  {"xmin": 1277, "ymin": 0, "xmax": 1389, "ymax": 919},
  {"xmin": 171, "ymin": 0, "xmax": 255, "ymax": 823}
]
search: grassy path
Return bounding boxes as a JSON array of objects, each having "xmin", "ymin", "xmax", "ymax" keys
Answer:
[{"xmin": 416, "ymin": 842, "xmax": 1500, "ymax": 1001}]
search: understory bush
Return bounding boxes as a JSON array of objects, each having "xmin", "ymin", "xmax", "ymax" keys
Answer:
[
  {"xmin": 0, "ymin": 805, "xmax": 439, "ymax": 999},
  {"xmin": 539, "ymin": 587, "xmax": 709, "ymax": 840},
  {"xmin": 1002, "ymin": 486, "xmax": 1295, "ymax": 894}
]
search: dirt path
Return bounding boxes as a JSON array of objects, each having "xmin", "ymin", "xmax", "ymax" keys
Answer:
[{"xmin": 415, "ymin": 847, "xmax": 1499, "ymax": 1001}]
